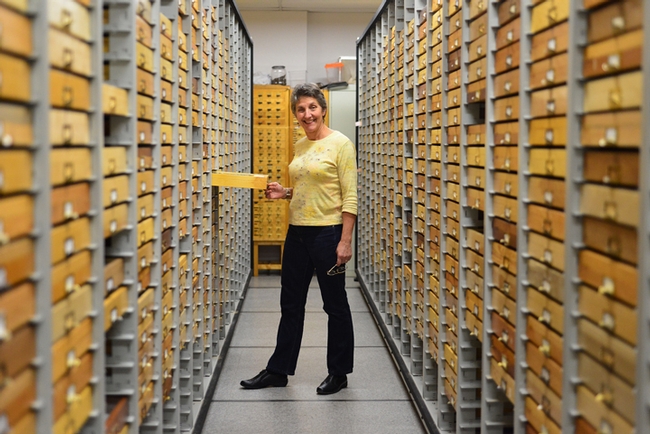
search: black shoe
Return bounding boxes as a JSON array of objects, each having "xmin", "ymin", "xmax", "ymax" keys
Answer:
[
  {"xmin": 316, "ymin": 374, "xmax": 348, "ymax": 395},
  {"xmin": 240, "ymin": 369, "xmax": 288, "ymax": 389}
]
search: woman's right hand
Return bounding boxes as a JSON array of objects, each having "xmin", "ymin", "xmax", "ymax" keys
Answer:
[{"xmin": 265, "ymin": 182, "xmax": 285, "ymax": 199}]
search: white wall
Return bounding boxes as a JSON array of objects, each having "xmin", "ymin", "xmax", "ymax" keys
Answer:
[{"xmin": 241, "ymin": 10, "xmax": 373, "ymax": 85}]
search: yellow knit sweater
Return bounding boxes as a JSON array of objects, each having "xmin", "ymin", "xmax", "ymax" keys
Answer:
[{"xmin": 288, "ymin": 130, "xmax": 357, "ymax": 226}]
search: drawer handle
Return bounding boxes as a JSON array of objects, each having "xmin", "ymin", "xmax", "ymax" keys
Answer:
[
  {"xmin": 545, "ymin": 159, "xmax": 555, "ymax": 175},
  {"xmin": 606, "ymin": 236, "xmax": 621, "ymax": 256},
  {"xmin": 62, "ymin": 48, "xmax": 74, "ymax": 68},
  {"xmin": 598, "ymin": 277, "xmax": 615, "ymax": 296},
  {"xmin": 62, "ymin": 123, "xmax": 73, "ymax": 144},
  {"xmin": 611, "ymin": 16, "xmax": 625, "ymax": 32},
  {"xmin": 609, "ymin": 89, "xmax": 622, "ymax": 109},
  {"xmin": 62, "ymin": 86, "xmax": 73, "ymax": 107},
  {"xmin": 599, "ymin": 312, "xmax": 615, "ymax": 331},
  {"xmin": 547, "ymin": 6, "xmax": 557, "ymax": 23},
  {"xmin": 603, "ymin": 200, "xmax": 618, "ymax": 220},
  {"xmin": 595, "ymin": 391, "xmax": 614, "ymax": 406},
  {"xmin": 538, "ymin": 343, "xmax": 551, "ymax": 357},
  {"xmin": 63, "ymin": 162, "xmax": 75, "ymax": 182},
  {"xmin": 61, "ymin": 9, "xmax": 73, "ymax": 29}
]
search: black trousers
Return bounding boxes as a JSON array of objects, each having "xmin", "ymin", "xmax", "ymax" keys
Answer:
[{"xmin": 266, "ymin": 224, "xmax": 354, "ymax": 376}]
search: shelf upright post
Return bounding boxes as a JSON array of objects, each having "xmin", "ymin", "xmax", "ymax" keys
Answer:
[
  {"xmin": 31, "ymin": 0, "xmax": 53, "ymax": 431},
  {"xmin": 637, "ymin": 0, "xmax": 650, "ymax": 428},
  {"xmin": 102, "ymin": 0, "xmax": 141, "ymax": 429}
]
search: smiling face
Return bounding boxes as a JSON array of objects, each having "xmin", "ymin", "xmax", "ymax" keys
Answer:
[{"xmin": 294, "ymin": 96, "xmax": 327, "ymax": 140}]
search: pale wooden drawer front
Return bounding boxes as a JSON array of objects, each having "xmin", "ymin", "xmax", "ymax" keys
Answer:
[
  {"xmin": 50, "ymin": 109, "xmax": 90, "ymax": 146},
  {"xmin": 50, "ymin": 148, "xmax": 92, "ymax": 186},
  {"xmin": 584, "ymin": 71, "xmax": 642, "ymax": 112},
  {"xmin": 578, "ymin": 318, "xmax": 635, "ymax": 385},
  {"xmin": 531, "ymin": 86, "xmax": 567, "ymax": 117},
  {"xmin": 102, "ymin": 84, "xmax": 129, "ymax": 116},
  {"xmin": 103, "ymin": 146, "xmax": 128, "ymax": 176},
  {"xmin": 583, "ymin": 216, "xmax": 637, "ymax": 264},
  {"xmin": 529, "ymin": 117, "xmax": 566, "ymax": 146},
  {"xmin": 526, "ymin": 340, "xmax": 563, "ymax": 398},
  {"xmin": 135, "ymin": 15, "xmax": 152, "ymax": 47},
  {"xmin": 492, "ymin": 285, "xmax": 516, "ymax": 327},
  {"xmin": 578, "ymin": 284, "xmax": 636, "ymax": 346},
  {"xmin": 529, "ymin": 176, "xmax": 565, "ymax": 209},
  {"xmin": 526, "ymin": 396, "xmax": 561, "ymax": 434},
  {"xmin": 0, "ymin": 103, "xmax": 33, "ymax": 147},
  {"xmin": 578, "ymin": 249, "xmax": 637, "ymax": 307},
  {"xmin": 50, "ymin": 69, "xmax": 90, "ymax": 111},
  {"xmin": 137, "ymin": 95, "xmax": 154, "ymax": 121},
  {"xmin": 51, "ymin": 283, "xmax": 92, "ymax": 341},
  {"xmin": 578, "ymin": 352, "xmax": 635, "ymax": 424},
  {"xmin": 587, "ymin": 0, "xmax": 642, "ymax": 44},
  {"xmin": 527, "ymin": 287, "xmax": 563, "ymax": 335},
  {"xmin": 104, "ymin": 204, "xmax": 128, "ymax": 238},
  {"xmin": 526, "ymin": 315, "xmax": 563, "ymax": 366},
  {"xmin": 49, "ymin": 28, "xmax": 91, "ymax": 77},
  {"xmin": 530, "ymin": 53, "xmax": 568, "ymax": 89},
  {"xmin": 51, "ymin": 217, "xmax": 91, "ymax": 264},
  {"xmin": 526, "ymin": 370, "xmax": 562, "ymax": 427},
  {"xmin": 103, "ymin": 175, "xmax": 129, "ymax": 208},
  {"xmin": 0, "ymin": 5, "xmax": 31, "ymax": 57},
  {"xmin": 528, "ymin": 231, "xmax": 564, "ymax": 271},
  {"xmin": 531, "ymin": 0, "xmax": 569, "ymax": 34},
  {"xmin": 104, "ymin": 286, "xmax": 128, "ymax": 331},
  {"xmin": 494, "ymin": 143, "xmax": 518, "ymax": 172},
  {"xmin": 580, "ymin": 184, "xmax": 638, "ymax": 227},
  {"xmin": 531, "ymin": 21, "xmax": 569, "ymax": 62},
  {"xmin": 576, "ymin": 385, "xmax": 634, "ymax": 434},
  {"xmin": 51, "ymin": 250, "xmax": 91, "ymax": 304},
  {"xmin": 583, "ymin": 29, "xmax": 642, "ymax": 79},
  {"xmin": 581, "ymin": 111, "xmax": 641, "ymax": 148},
  {"xmin": 528, "ymin": 258, "xmax": 564, "ymax": 304},
  {"xmin": 48, "ymin": 0, "xmax": 91, "ymax": 42}
]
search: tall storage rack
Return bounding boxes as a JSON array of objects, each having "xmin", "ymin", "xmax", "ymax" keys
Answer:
[
  {"xmin": 252, "ymin": 84, "xmax": 291, "ymax": 275},
  {"xmin": 356, "ymin": 0, "xmax": 650, "ymax": 433},
  {"xmin": 0, "ymin": 0, "xmax": 252, "ymax": 432}
]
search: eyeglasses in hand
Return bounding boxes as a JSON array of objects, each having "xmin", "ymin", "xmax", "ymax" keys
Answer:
[{"xmin": 327, "ymin": 264, "xmax": 346, "ymax": 276}]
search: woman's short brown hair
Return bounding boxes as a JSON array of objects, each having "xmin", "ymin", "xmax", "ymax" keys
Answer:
[{"xmin": 291, "ymin": 83, "xmax": 327, "ymax": 114}]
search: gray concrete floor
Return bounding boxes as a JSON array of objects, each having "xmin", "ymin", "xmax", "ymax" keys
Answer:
[{"xmin": 201, "ymin": 274, "xmax": 427, "ymax": 434}]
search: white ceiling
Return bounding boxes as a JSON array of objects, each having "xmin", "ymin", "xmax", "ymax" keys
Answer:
[{"xmin": 236, "ymin": 0, "xmax": 383, "ymax": 13}]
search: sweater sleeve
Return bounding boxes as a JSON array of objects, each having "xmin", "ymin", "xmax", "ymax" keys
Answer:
[{"xmin": 337, "ymin": 139, "xmax": 358, "ymax": 216}]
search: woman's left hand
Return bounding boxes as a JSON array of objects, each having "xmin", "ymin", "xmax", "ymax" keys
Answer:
[{"xmin": 336, "ymin": 240, "xmax": 352, "ymax": 266}]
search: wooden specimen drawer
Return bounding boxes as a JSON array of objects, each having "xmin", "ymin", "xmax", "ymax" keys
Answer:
[
  {"xmin": 137, "ymin": 218, "xmax": 155, "ymax": 247},
  {"xmin": 104, "ymin": 204, "xmax": 128, "ymax": 238},
  {"xmin": 0, "ymin": 368, "xmax": 35, "ymax": 429},
  {"xmin": 496, "ymin": 16, "xmax": 519, "ymax": 50},
  {"xmin": 490, "ymin": 357, "xmax": 514, "ymax": 403},
  {"xmin": 578, "ymin": 249, "xmax": 636, "ymax": 307},
  {"xmin": 493, "ymin": 96, "xmax": 519, "ymax": 122},
  {"xmin": 494, "ymin": 121, "xmax": 518, "ymax": 145},
  {"xmin": 578, "ymin": 317, "xmax": 635, "ymax": 385},
  {"xmin": 102, "ymin": 84, "xmax": 128, "ymax": 117},
  {"xmin": 467, "ymin": 57, "xmax": 486, "ymax": 83},
  {"xmin": 465, "ymin": 310, "xmax": 482, "ymax": 341},
  {"xmin": 491, "ymin": 311, "xmax": 515, "ymax": 352},
  {"xmin": 0, "ymin": 238, "xmax": 32, "ymax": 290},
  {"xmin": 51, "ymin": 284, "xmax": 92, "ymax": 341},
  {"xmin": 528, "ymin": 176, "xmax": 565, "ymax": 209},
  {"xmin": 160, "ymin": 79, "xmax": 172, "ymax": 103},
  {"xmin": 528, "ymin": 258, "xmax": 564, "ymax": 303},
  {"xmin": 587, "ymin": 0, "xmax": 642, "ymax": 44},
  {"xmin": 528, "ymin": 204, "xmax": 566, "ymax": 240},
  {"xmin": 160, "ymin": 166, "xmax": 173, "ymax": 188},
  {"xmin": 53, "ymin": 385, "xmax": 92, "ymax": 434},
  {"xmin": 492, "ymin": 287, "xmax": 516, "ymax": 327},
  {"xmin": 103, "ymin": 146, "xmax": 127, "ymax": 176},
  {"xmin": 104, "ymin": 257, "xmax": 124, "ymax": 295},
  {"xmin": 493, "ymin": 172, "xmax": 518, "ymax": 197},
  {"xmin": 498, "ymin": 0, "xmax": 519, "ymax": 26},
  {"xmin": 465, "ymin": 228, "xmax": 484, "ymax": 255},
  {"xmin": 0, "ymin": 194, "xmax": 32, "ymax": 242},
  {"xmin": 0, "ymin": 281, "xmax": 33, "ymax": 342},
  {"xmin": 531, "ymin": 20, "xmax": 568, "ymax": 62},
  {"xmin": 528, "ymin": 232, "xmax": 564, "ymax": 271},
  {"xmin": 106, "ymin": 396, "xmax": 128, "ymax": 434},
  {"xmin": 136, "ymin": 120, "xmax": 152, "ymax": 144},
  {"xmin": 578, "ymin": 351, "xmax": 635, "ymax": 423},
  {"xmin": 527, "ymin": 315, "xmax": 563, "ymax": 366},
  {"xmin": 577, "ymin": 385, "xmax": 633, "ymax": 434},
  {"xmin": 529, "ymin": 117, "xmax": 566, "ymax": 146},
  {"xmin": 529, "ymin": 148, "xmax": 566, "ymax": 178},
  {"xmin": 137, "ymin": 170, "xmax": 155, "ymax": 196},
  {"xmin": 104, "ymin": 286, "xmax": 128, "ymax": 331},
  {"xmin": 580, "ymin": 184, "xmax": 638, "ymax": 227},
  {"xmin": 581, "ymin": 111, "xmax": 641, "ymax": 148},
  {"xmin": 468, "ymin": 12, "xmax": 486, "ymax": 42},
  {"xmin": 137, "ymin": 95, "xmax": 154, "ymax": 120},
  {"xmin": 491, "ymin": 334, "xmax": 514, "ymax": 377},
  {"xmin": 50, "ymin": 110, "xmax": 89, "ymax": 146},
  {"xmin": 103, "ymin": 175, "xmax": 129, "ymax": 208},
  {"xmin": 0, "ymin": 103, "xmax": 32, "ymax": 147},
  {"xmin": 528, "ymin": 285, "xmax": 564, "ymax": 334},
  {"xmin": 51, "ymin": 317, "xmax": 91, "ymax": 385},
  {"xmin": 583, "ymin": 216, "xmax": 637, "ymax": 264},
  {"xmin": 584, "ymin": 150, "xmax": 638, "ymax": 187},
  {"xmin": 465, "ymin": 249, "xmax": 483, "ymax": 278},
  {"xmin": 0, "ymin": 323, "xmax": 34, "ymax": 383},
  {"xmin": 530, "ymin": 53, "xmax": 568, "ymax": 90},
  {"xmin": 494, "ymin": 69, "xmax": 519, "ymax": 98},
  {"xmin": 492, "ymin": 265, "xmax": 517, "ymax": 302},
  {"xmin": 527, "ymin": 369, "xmax": 562, "ymax": 426},
  {"xmin": 468, "ymin": 34, "xmax": 486, "ymax": 63},
  {"xmin": 52, "ymin": 250, "xmax": 91, "ymax": 304},
  {"xmin": 584, "ymin": 29, "xmax": 642, "ymax": 79},
  {"xmin": 53, "ymin": 351, "xmax": 92, "ymax": 421},
  {"xmin": 530, "ymin": 86, "xmax": 567, "ymax": 117},
  {"xmin": 494, "ymin": 42, "xmax": 519, "ymax": 74},
  {"xmin": 0, "ymin": 5, "xmax": 31, "ymax": 57},
  {"xmin": 527, "ymin": 339, "xmax": 563, "ymax": 398},
  {"xmin": 465, "ymin": 289, "xmax": 482, "ymax": 321},
  {"xmin": 531, "ymin": 0, "xmax": 569, "ymax": 34},
  {"xmin": 583, "ymin": 71, "xmax": 642, "ymax": 112},
  {"xmin": 50, "ymin": 69, "xmax": 90, "ymax": 111},
  {"xmin": 525, "ymin": 396, "xmax": 561, "ymax": 434},
  {"xmin": 51, "ymin": 217, "xmax": 90, "ymax": 265},
  {"xmin": 0, "ymin": 54, "xmax": 29, "ymax": 103},
  {"xmin": 49, "ymin": 28, "xmax": 91, "ymax": 78},
  {"xmin": 493, "ymin": 195, "xmax": 518, "ymax": 222},
  {"xmin": 50, "ymin": 148, "xmax": 92, "ymax": 186},
  {"xmin": 466, "ymin": 146, "xmax": 485, "ymax": 167}
]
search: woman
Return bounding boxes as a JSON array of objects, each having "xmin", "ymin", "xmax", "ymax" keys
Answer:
[{"xmin": 241, "ymin": 83, "xmax": 357, "ymax": 395}]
